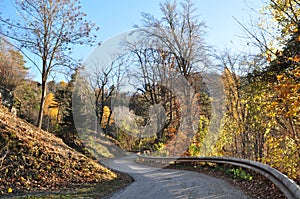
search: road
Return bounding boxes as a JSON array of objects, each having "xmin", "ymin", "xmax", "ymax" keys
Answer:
[{"xmin": 100, "ymin": 153, "xmax": 249, "ymax": 199}]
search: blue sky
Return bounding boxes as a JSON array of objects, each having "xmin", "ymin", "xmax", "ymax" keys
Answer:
[
  {"xmin": 78, "ymin": 0, "xmax": 264, "ymax": 54},
  {"xmin": 1, "ymin": 0, "xmax": 265, "ymax": 80}
]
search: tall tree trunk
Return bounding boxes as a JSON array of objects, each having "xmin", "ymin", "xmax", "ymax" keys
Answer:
[{"xmin": 37, "ymin": 74, "xmax": 47, "ymax": 129}]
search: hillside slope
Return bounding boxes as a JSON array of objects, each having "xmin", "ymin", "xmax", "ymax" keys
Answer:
[{"xmin": 0, "ymin": 105, "xmax": 129, "ymax": 196}]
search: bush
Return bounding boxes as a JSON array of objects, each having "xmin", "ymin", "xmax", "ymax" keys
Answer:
[{"xmin": 226, "ymin": 167, "xmax": 253, "ymax": 180}]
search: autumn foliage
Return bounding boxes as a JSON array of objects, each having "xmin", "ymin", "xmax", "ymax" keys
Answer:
[{"xmin": 212, "ymin": 0, "xmax": 300, "ymax": 183}]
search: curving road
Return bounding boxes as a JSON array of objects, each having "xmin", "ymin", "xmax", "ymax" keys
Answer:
[{"xmin": 101, "ymin": 153, "xmax": 249, "ymax": 199}]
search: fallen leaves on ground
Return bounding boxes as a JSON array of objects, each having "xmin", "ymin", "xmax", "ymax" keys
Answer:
[{"xmin": 0, "ymin": 105, "xmax": 131, "ymax": 197}]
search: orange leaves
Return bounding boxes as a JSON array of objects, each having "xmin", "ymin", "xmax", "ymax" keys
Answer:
[
  {"xmin": 270, "ymin": 101, "xmax": 279, "ymax": 107},
  {"xmin": 284, "ymin": 54, "xmax": 300, "ymax": 63},
  {"xmin": 293, "ymin": 54, "xmax": 300, "ymax": 62},
  {"xmin": 166, "ymin": 127, "xmax": 177, "ymax": 138},
  {"xmin": 293, "ymin": 27, "xmax": 299, "ymax": 33},
  {"xmin": 267, "ymin": 53, "xmax": 272, "ymax": 62},
  {"xmin": 272, "ymin": 69, "xmax": 300, "ymax": 117}
]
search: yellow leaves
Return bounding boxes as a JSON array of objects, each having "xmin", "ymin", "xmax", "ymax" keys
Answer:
[
  {"xmin": 263, "ymin": 134, "xmax": 299, "ymax": 179},
  {"xmin": 59, "ymin": 80, "xmax": 67, "ymax": 88},
  {"xmin": 44, "ymin": 93, "xmax": 58, "ymax": 119},
  {"xmin": 276, "ymin": 74, "xmax": 284, "ymax": 80},
  {"xmin": 295, "ymin": 70, "xmax": 300, "ymax": 77},
  {"xmin": 7, "ymin": 187, "xmax": 12, "ymax": 193},
  {"xmin": 293, "ymin": 28, "xmax": 299, "ymax": 33},
  {"xmin": 261, "ymin": 67, "xmax": 300, "ymax": 179},
  {"xmin": 101, "ymin": 106, "xmax": 112, "ymax": 128}
]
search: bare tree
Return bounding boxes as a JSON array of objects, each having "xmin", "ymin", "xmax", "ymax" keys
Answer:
[
  {"xmin": 86, "ymin": 55, "xmax": 127, "ymax": 136},
  {"xmin": 135, "ymin": 0, "xmax": 209, "ymax": 77},
  {"xmin": 127, "ymin": 44, "xmax": 180, "ymax": 142},
  {"xmin": 0, "ymin": 0, "xmax": 98, "ymax": 129},
  {"xmin": 129, "ymin": 1, "xmax": 209, "ymax": 154}
]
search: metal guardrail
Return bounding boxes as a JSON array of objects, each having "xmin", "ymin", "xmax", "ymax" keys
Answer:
[{"xmin": 137, "ymin": 154, "xmax": 300, "ymax": 199}]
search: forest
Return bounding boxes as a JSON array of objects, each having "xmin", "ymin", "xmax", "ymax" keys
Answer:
[{"xmin": 0, "ymin": 0, "xmax": 299, "ymax": 184}]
